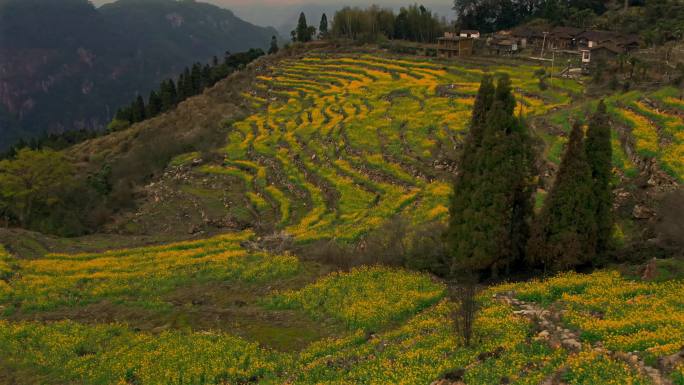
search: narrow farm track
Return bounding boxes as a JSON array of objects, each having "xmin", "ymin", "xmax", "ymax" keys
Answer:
[
  {"xmin": 497, "ymin": 292, "xmax": 674, "ymax": 385},
  {"xmin": 496, "ymin": 271, "xmax": 684, "ymax": 385}
]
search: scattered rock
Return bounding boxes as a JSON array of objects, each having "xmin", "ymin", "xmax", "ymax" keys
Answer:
[
  {"xmin": 535, "ymin": 330, "xmax": 550, "ymax": 340},
  {"xmin": 561, "ymin": 338, "xmax": 582, "ymax": 352},
  {"xmin": 633, "ymin": 204, "xmax": 656, "ymax": 219},
  {"xmin": 641, "ymin": 258, "xmax": 659, "ymax": 281},
  {"xmin": 659, "ymin": 347, "xmax": 684, "ymax": 371}
]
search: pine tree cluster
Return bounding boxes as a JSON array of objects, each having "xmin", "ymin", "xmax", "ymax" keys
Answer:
[
  {"xmin": 292, "ymin": 12, "xmax": 317, "ymax": 43},
  {"xmin": 446, "ymin": 74, "xmax": 536, "ymax": 279},
  {"xmin": 111, "ymin": 48, "xmax": 265, "ymax": 130}
]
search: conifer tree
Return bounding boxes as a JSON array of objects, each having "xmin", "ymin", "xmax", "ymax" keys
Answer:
[
  {"xmin": 201, "ymin": 64, "xmax": 212, "ymax": 89},
  {"xmin": 146, "ymin": 90, "xmax": 161, "ymax": 118},
  {"xmin": 585, "ymin": 101, "xmax": 613, "ymax": 254},
  {"xmin": 447, "ymin": 75, "xmax": 535, "ymax": 278},
  {"xmin": 180, "ymin": 67, "xmax": 193, "ymax": 99},
  {"xmin": 130, "ymin": 95, "xmax": 145, "ymax": 123},
  {"xmin": 296, "ymin": 12, "xmax": 312, "ymax": 42},
  {"xmin": 527, "ymin": 122, "xmax": 597, "ymax": 271},
  {"xmin": 114, "ymin": 106, "xmax": 132, "ymax": 124},
  {"xmin": 177, "ymin": 73, "xmax": 186, "ymax": 100},
  {"xmin": 268, "ymin": 35, "xmax": 279, "ymax": 54},
  {"xmin": 191, "ymin": 63, "xmax": 203, "ymax": 94},
  {"xmin": 468, "ymin": 75, "xmax": 496, "ymax": 147},
  {"xmin": 160, "ymin": 79, "xmax": 177, "ymax": 112},
  {"xmin": 446, "ymin": 78, "xmax": 490, "ymax": 277},
  {"xmin": 319, "ymin": 13, "xmax": 328, "ymax": 38}
]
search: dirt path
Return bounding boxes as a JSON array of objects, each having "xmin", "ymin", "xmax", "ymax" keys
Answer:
[{"xmin": 495, "ymin": 292, "xmax": 674, "ymax": 385}]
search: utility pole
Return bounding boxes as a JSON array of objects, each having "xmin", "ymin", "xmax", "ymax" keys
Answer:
[{"xmin": 541, "ymin": 32, "xmax": 548, "ymax": 59}]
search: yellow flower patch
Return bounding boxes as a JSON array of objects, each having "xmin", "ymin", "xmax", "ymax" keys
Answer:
[{"xmin": 268, "ymin": 266, "xmax": 445, "ymax": 330}]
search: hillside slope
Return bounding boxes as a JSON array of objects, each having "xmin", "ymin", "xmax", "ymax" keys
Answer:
[
  {"xmin": 0, "ymin": 0, "xmax": 278, "ymax": 150},
  {"xmin": 0, "ymin": 237, "xmax": 682, "ymax": 384},
  {"xmin": 76, "ymin": 50, "xmax": 676, "ymax": 251},
  {"xmin": 0, "ymin": 47, "xmax": 682, "ymax": 384}
]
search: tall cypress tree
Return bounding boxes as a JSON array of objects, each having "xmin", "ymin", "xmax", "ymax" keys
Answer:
[
  {"xmin": 296, "ymin": 12, "xmax": 311, "ymax": 42},
  {"xmin": 268, "ymin": 35, "xmax": 279, "ymax": 54},
  {"xmin": 468, "ymin": 75, "xmax": 496, "ymax": 147},
  {"xmin": 446, "ymin": 76, "xmax": 495, "ymax": 277},
  {"xmin": 447, "ymin": 74, "xmax": 535, "ymax": 278},
  {"xmin": 585, "ymin": 101, "xmax": 613, "ymax": 254},
  {"xmin": 319, "ymin": 13, "xmax": 329, "ymax": 38},
  {"xmin": 453, "ymin": 76, "xmax": 496, "ymax": 190},
  {"xmin": 527, "ymin": 122, "xmax": 598, "ymax": 271}
]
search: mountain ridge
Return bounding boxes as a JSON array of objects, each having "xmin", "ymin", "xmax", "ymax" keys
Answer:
[{"xmin": 0, "ymin": 0, "xmax": 279, "ymax": 150}]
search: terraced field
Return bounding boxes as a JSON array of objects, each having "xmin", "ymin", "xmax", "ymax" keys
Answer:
[
  {"xmin": 195, "ymin": 54, "xmax": 583, "ymax": 243},
  {"xmin": 541, "ymin": 87, "xmax": 684, "ymax": 183},
  {"xmin": 1, "ymin": 53, "xmax": 683, "ymax": 384}
]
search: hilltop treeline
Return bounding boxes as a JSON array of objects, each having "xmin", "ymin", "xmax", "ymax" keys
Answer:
[
  {"xmin": 0, "ymin": 0, "xmax": 278, "ymax": 151},
  {"xmin": 329, "ymin": 4, "xmax": 445, "ymax": 43},
  {"xmin": 455, "ymin": 0, "xmax": 684, "ymax": 44},
  {"xmin": 0, "ymin": 48, "xmax": 268, "ymax": 236},
  {"xmin": 454, "ymin": 0, "xmax": 609, "ymax": 32},
  {"xmin": 110, "ymin": 48, "xmax": 265, "ymax": 131},
  {"xmin": 1, "ymin": 49, "xmax": 265, "ymax": 160}
]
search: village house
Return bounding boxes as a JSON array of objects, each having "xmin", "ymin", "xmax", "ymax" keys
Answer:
[
  {"xmin": 487, "ymin": 36, "xmax": 519, "ymax": 55},
  {"xmin": 574, "ymin": 30, "xmax": 641, "ymax": 66},
  {"xmin": 459, "ymin": 30, "xmax": 481, "ymax": 39},
  {"xmin": 577, "ymin": 30, "xmax": 620, "ymax": 49},
  {"xmin": 549, "ymin": 26, "xmax": 583, "ymax": 50},
  {"xmin": 581, "ymin": 43, "xmax": 626, "ymax": 66},
  {"xmin": 510, "ymin": 26, "xmax": 547, "ymax": 49},
  {"xmin": 618, "ymin": 34, "xmax": 641, "ymax": 52},
  {"xmin": 480, "ymin": 25, "xmax": 640, "ymax": 65},
  {"xmin": 437, "ymin": 32, "xmax": 474, "ymax": 57}
]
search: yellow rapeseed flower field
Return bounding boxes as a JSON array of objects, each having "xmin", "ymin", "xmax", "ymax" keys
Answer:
[{"xmin": 1, "ymin": 54, "xmax": 682, "ymax": 385}]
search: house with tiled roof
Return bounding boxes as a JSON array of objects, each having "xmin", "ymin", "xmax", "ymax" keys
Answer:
[{"xmin": 549, "ymin": 26, "xmax": 584, "ymax": 50}]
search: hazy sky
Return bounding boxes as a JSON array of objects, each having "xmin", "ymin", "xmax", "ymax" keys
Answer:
[{"xmin": 91, "ymin": 0, "xmax": 455, "ymax": 31}]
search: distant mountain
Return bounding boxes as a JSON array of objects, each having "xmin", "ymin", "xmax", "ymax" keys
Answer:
[{"xmin": 0, "ymin": 0, "xmax": 278, "ymax": 150}]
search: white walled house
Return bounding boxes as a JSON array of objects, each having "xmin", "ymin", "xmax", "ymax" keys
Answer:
[{"xmin": 459, "ymin": 30, "xmax": 480, "ymax": 39}]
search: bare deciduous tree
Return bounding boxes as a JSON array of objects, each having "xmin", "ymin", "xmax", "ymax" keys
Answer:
[{"xmin": 449, "ymin": 278, "xmax": 479, "ymax": 347}]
